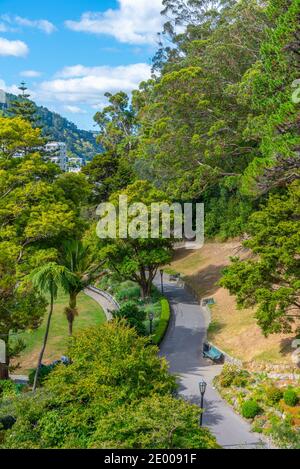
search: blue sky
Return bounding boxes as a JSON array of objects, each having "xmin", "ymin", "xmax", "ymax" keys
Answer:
[{"xmin": 0, "ymin": 0, "xmax": 163, "ymax": 129}]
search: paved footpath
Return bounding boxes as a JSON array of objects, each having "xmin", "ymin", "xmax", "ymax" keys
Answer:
[
  {"xmin": 158, "ymin": 277, "xmax": 271, "ymax": 449},
  {"xmin": 84, "ymin": 286, "xmax": 118, "ymax": 320}
]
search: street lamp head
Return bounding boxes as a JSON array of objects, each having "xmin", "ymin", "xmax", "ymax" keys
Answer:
[
  {"xmin": 160, "ymin": 269, "xmax": 164, "ymax": 276},
  {"xmin": 199, "ymin": 380, "xmax": 207, "ymax": 395},
  {"xmin": 149, "ymin": 312, "xmax": 154, "ymax": 321}
]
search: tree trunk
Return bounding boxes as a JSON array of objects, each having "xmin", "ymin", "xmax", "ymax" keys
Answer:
[
  {"xmin": 0, "ymin": 334, "xmax": 9, "ymax": 380},
  {"xmin": 68, "ymin": 316, "xmax": 74, "ymax": 336},
  {"xmin": 33, "ymin": 292, "xmax": 54, "ymax": 392},
  {"xmin": 0, "ymin": 364, "xmax": 9, "ymax": 380},
  {"xmin": 140, "ymin": 280, "xmax": 152, "ymax": 299},
  {"xmin": 67, "ymin": 291, "xmax": 78, "ymax": 336}
]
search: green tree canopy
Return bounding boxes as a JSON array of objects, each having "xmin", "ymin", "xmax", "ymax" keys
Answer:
[
  {"xmin": 221, "ymin": 182, "xmax": 300, "ymax": 335},
  {"xmin": 99, "ymin": 181, "xmax": 173, "ymax": 298},
  {"xmin": 0, "ymin": 117, "xmax": 88, "ymax": 378},
  {"xmin": 0, "ymin": 322, "xmax": 218, "ymax": 449}
]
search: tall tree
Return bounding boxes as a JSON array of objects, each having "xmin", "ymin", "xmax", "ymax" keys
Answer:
[
  {"xmin": 8, "ymin": 82, "xmax": 38, "ymax": 126},
  {"xmin": 29, "ymin": 263, "xmax": 77, "ymax": 391},
  {"xmin": 221, "ymin": 0, "xmax": 300, "ymax": 336},
  {"xmin": 0, "ymin": 117, "xmax": 86, "ymax": 378},
  {"xmin": 134, "ymin": 0, "xmax": 268, "ymax": 201},
  {"xmin": 240, "ymin": 0, "xmax": 300, "ymax": 195},
  {"xmin": 220, "ymin": 182, "xmax": 300, "ymax": 335},
  {"xmin": 59, "ymin": 240, "xmax": 105, "ymax": 335},
  {"xmin": 0, "ymin": 251, "xmax": 46, "ymax": 379},
  {"xmin": 83, "ymin": 92, "xmax": 137, "ymax": 203},
  {"xmin": 99, "ymin": 181, "xmax": 173, "ymax": 298}
]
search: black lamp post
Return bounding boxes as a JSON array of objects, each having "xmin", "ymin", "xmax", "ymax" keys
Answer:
[
  {"xmin": 199, "ymin": 379, "xmax": 207, "ymax": 427},
  {"xmin": 149, "ymin": 312, "xmax": 154, "ymax": 335},
  {"xmin": 160, "ymin": 269, "xmax": 164, "ymax": 294}
]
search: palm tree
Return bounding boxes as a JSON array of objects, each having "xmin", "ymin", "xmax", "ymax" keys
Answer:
[
  {"xmin": 60, "ymin": 240, "xmax": 105, "ymax": 336},
  {"xmin": 29, "ymin": 263, "xmax": 77, "ymax": 392}
]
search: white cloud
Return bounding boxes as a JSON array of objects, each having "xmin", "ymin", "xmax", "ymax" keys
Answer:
[
  {"xmin": 64, "ymin": 105, "xmax": 87, "ymax": 114},
  {"xmin": 0, "ymin": 15, "xmax": 56, "ymax": 34},
  {"xmin": 15, "ymin": 16, "xmax": 56, "ymax": 34},
  {"xmin": 65, "ymin": 0, "xmax": 163, "ymax": 45},
  {"xmin": 0, "ymin": 79, "xmax": 21, "ymax": 95},
  {"xmin": 0, "ymin": 61, "xmax": 152, "ymax": 129},
  {"xmin": 0, "ymin": 23, "xmax": 8, "ymax": 32},
  {"xmin": 38, "ymin": 63, "xmax": 151, "ymax": 104},
  {"xmin": 0, "ymin": 37, "xmax": 29, "ymax": 57},
  {"xmin": 20, "ymin": 70, "xmax": 42, "ymax": 78}
]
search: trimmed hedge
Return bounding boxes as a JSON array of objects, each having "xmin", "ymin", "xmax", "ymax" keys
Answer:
[{"xmin": 152, "ymin": 299, "xmax": 171, "ymax": 345}]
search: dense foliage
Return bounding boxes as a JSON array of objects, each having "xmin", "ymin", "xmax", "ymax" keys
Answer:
[
  {"xmin": 220, "ymin": 182, "xmax": 300, "ymax": 335},
  {"xmin": 98, "ymin": 181, "xmax": 173, "ymax": 298},
  {"xmin": 0, "ymin": 116, "xmax": 92, "ymax": 378},
  {"xmin": 0, "ymin": 323, "xmax": 218, "ymax": 449},
  {"xmin": 219, "ymin": 0, "xmax": 300, "ymax": 334},
  {"xmin": 241, "ymin": 400, "xmax": 261, "ymax": 419},
  {"xmin": 215, "ymin": 364, "xmax": 300, "ymax": 448},
  {"xmin": 0, "ymin": 0, "xmax": 299, "ymax": 450}
]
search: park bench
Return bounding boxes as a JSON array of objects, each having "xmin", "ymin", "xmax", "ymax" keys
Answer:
[
  {"xmin": 202, "ymin": 298, "xmax": 216, "ymax": 306},
  {"xmin": 203, "ymin": 343, "xmax": 223, "ymax": 363}
]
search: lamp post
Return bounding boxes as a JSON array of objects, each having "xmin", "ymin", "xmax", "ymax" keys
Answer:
[
  {"xmin": 160, "ymin": 269, "xmax": 164, "ymax": 294},
  {"xmin": 199, "ymin": 379, "xmax": 207, "ymax": 427},
  {"xmin": 149, "ymin": 312, "xmax": 154, "ymax": 335}
]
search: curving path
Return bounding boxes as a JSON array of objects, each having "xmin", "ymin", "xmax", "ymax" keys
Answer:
[
  {"xmin": 84, "ymin": 286, "xmax": 119, "ymax": 320},
  {"xmin": 157, "ymin": 276, "xmax": 271, "ymax": 449}
]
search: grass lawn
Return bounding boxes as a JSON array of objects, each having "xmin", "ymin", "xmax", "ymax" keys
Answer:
[{"xmin": 11, "ymin": 290, "xmax": 106, "ymax": 373}]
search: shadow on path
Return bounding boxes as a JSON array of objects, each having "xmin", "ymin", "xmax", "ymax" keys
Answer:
[{"xmin": 156, "ymin": 277, "xmax": 271, "ymax": 449}]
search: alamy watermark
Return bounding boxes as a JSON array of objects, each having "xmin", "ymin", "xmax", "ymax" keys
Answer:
[{"xmin": 96, "ymin": 196, "xmax": 204, "ymax": 248}]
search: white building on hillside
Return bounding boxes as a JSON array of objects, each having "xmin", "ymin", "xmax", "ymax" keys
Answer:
[
  {"xmin": 0, "ymin": 89, "xmax": 7, "ymax": 110},
  {"xmin": 45, "ymin": 142, "xmax": 67, "ymax": 171}
]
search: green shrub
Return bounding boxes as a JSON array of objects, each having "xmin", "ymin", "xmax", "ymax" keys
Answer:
[
  {"xmin": 283, "ymin": 389, "xmax": 299, "ymax": 407},
  {"xmin": 114, "ymin": 302, "xmax": 145, "ymax": 321},
  {"xmin": 266, "ymin": 386, "xmax": 283, "ymax": 405},
  {"xmin": 152, "ymin": 299, "xmax": 170, "ymax": 345},
  {"xmin": 218, "ymin": 364, "xmax": 248, "ymax": 388},
  {"xmin": 0, "ymin": 380, "xmax": 23, "ymax": 400},
  {"xmin": 28, "ymin": 365, "xmax": 53, "ymax": 387},
  {"xmin": 232, "ymin": 375, "xmax": 248, "ymax": 388},
  {"xmin": 1, "ymin": 323, "xmax": 195, "ymax": 449},
  {"xmin": 269, "ymin": 416, "xmax": 300, "ymax": 449},
  {"xmin": 113, "ymin": 301, "xmax": 147, "ymax": 335},
  {"xmin": 241, "ymin": 400, "xmax": 261, "ymax": 419},
  {"xmin": 116, "ymin": 286, "xmax": 141, "ymax": 302}
]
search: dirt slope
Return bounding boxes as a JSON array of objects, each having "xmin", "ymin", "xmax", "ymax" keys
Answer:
[{"xmin": 169, "ymin": 241, "xmax": 294, "ymax": 367}]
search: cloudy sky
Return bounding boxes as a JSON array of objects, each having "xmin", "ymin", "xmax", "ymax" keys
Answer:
[{"xmin": 0, "ymin": 0, "xmax": 164, "ymax": 129}]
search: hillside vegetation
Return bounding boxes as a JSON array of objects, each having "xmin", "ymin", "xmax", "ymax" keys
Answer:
[{"xmin": 5, "ymin": 93, "xmax": 102, "ymax": 161}]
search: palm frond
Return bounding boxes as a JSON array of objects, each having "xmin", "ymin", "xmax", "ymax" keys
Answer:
[{"xmin": 28, "ymin": 262, "xmax": 77, "ymax": 299}]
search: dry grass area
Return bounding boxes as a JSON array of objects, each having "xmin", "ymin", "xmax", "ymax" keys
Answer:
[{"xmin": 169, "ymin": 241, "xmax": 294, "ymax": 366}]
